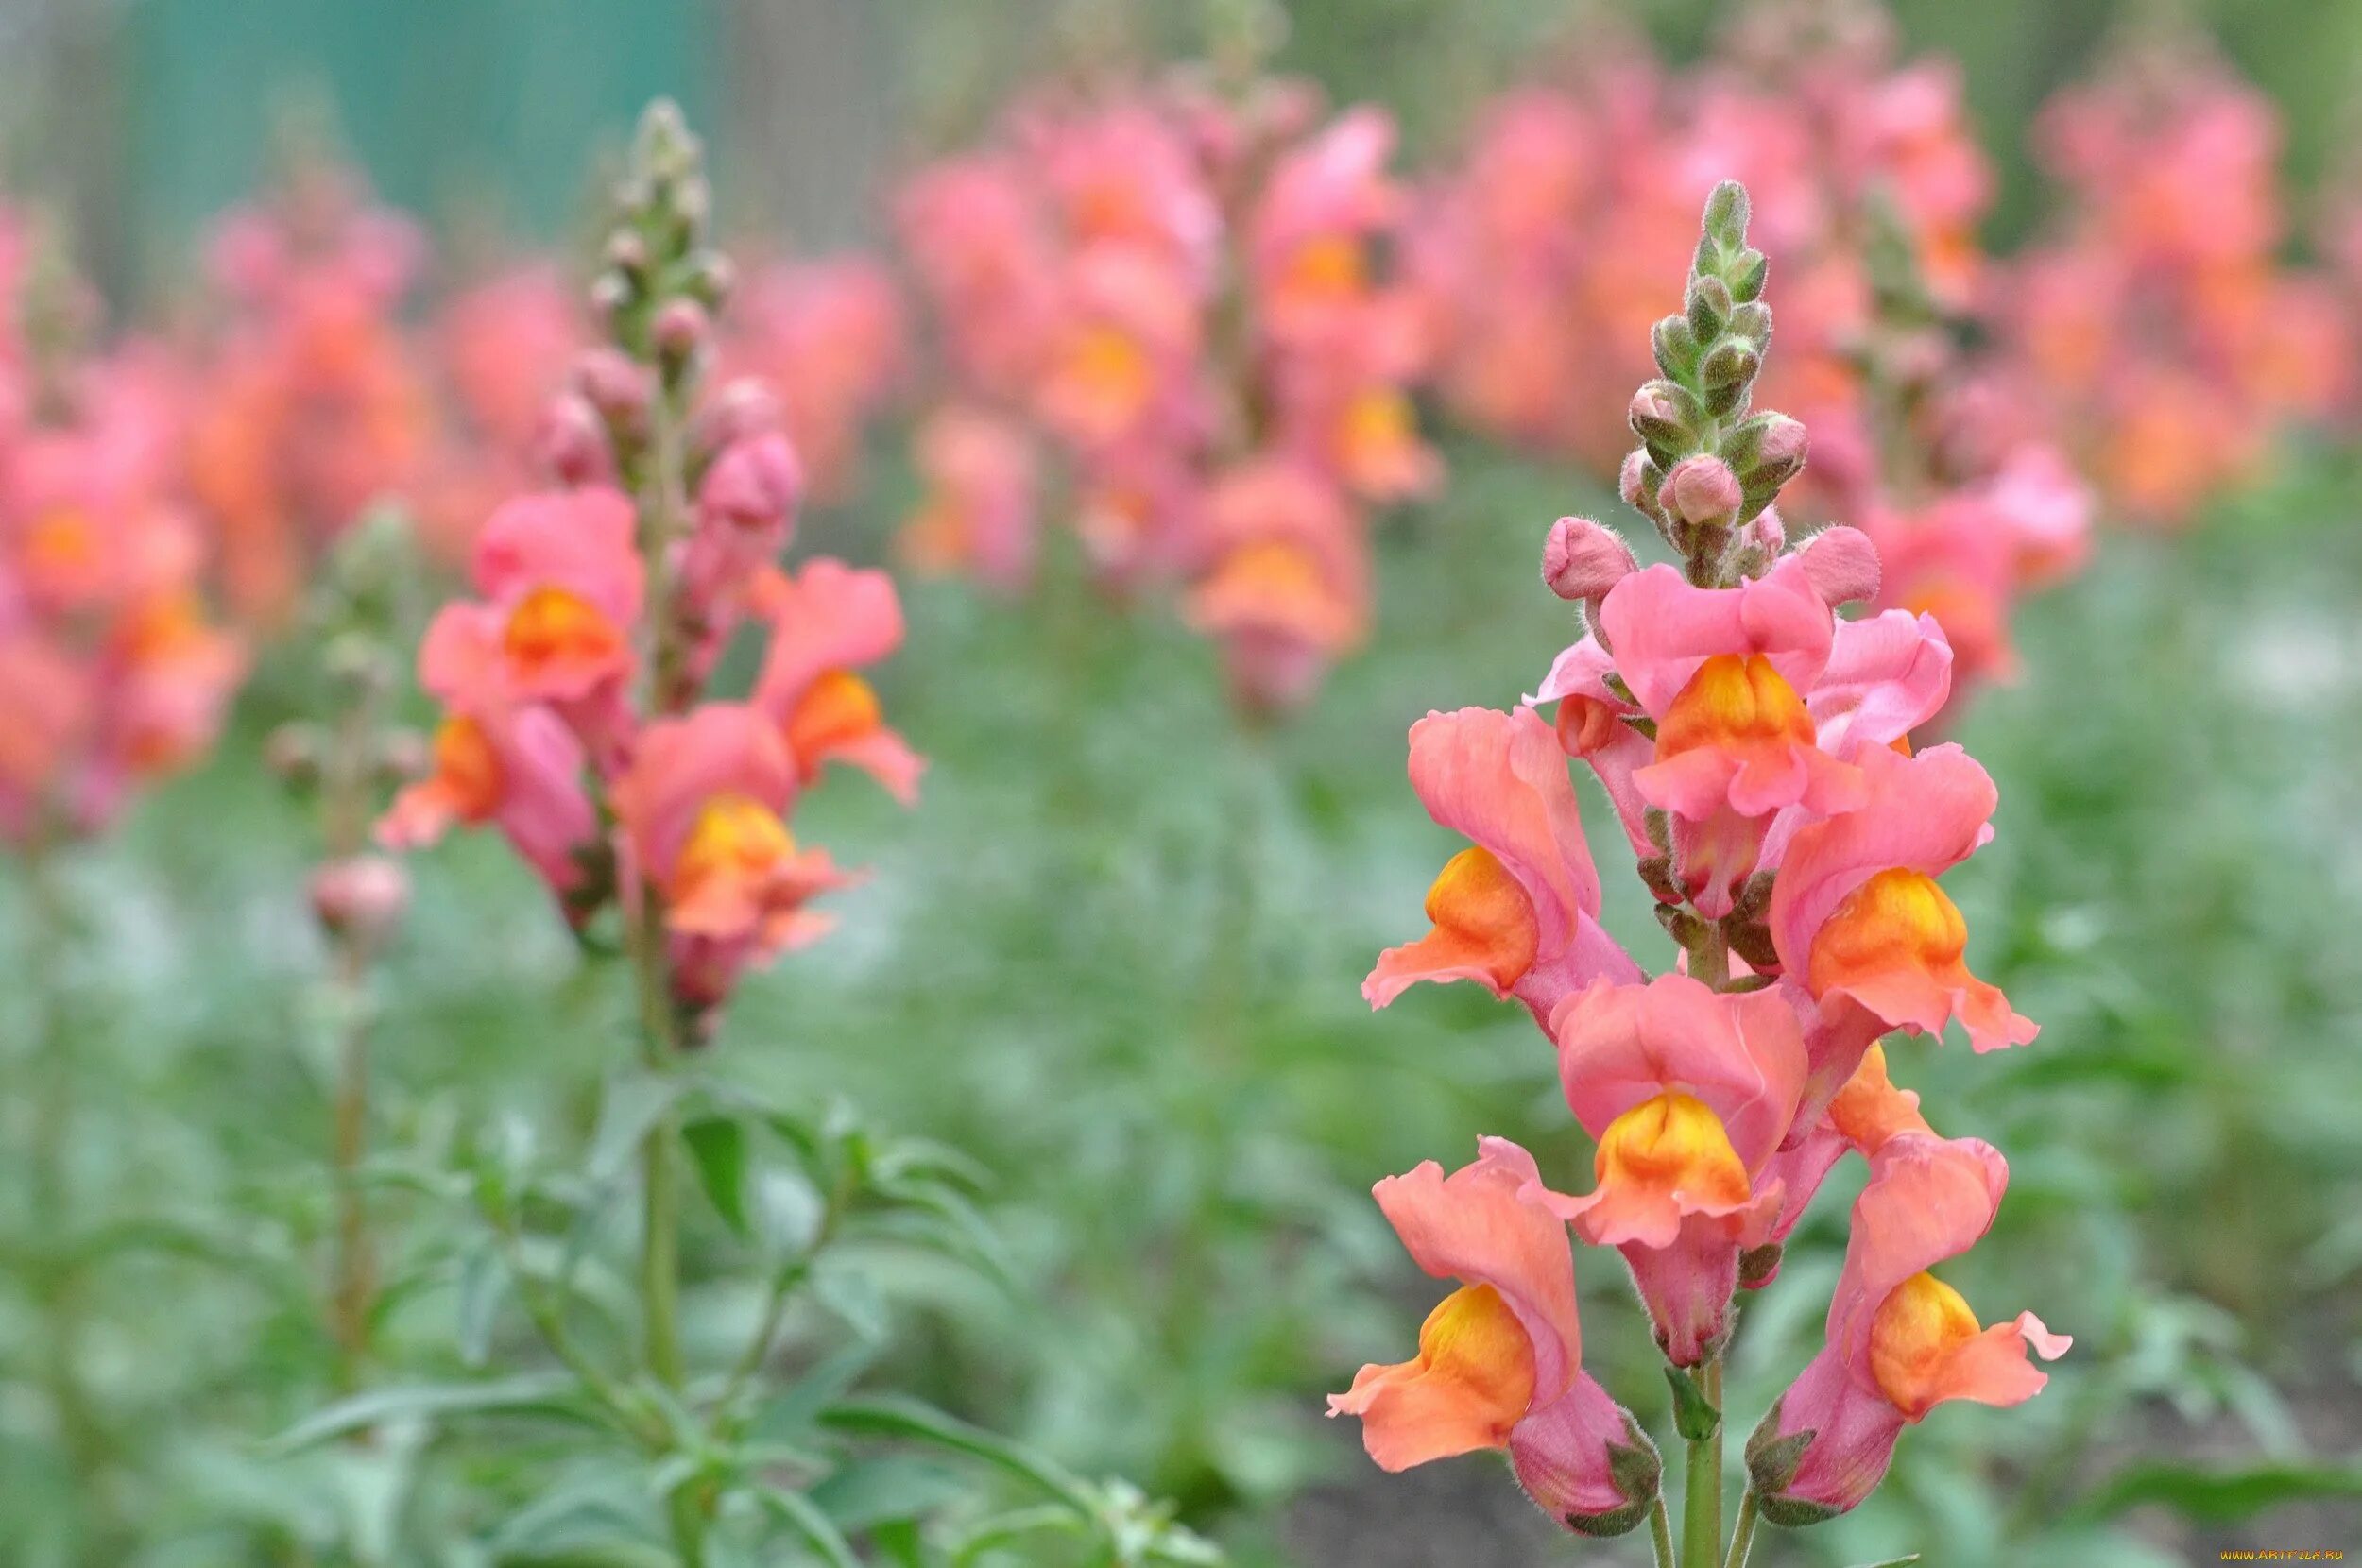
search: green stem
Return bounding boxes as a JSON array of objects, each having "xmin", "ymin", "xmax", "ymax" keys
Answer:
[
  {"xmin": 623, "ymin": 885, "xmax": 700, "ymax": 1566},
  {"xmin": 23, "ymin": 844, "xmax": 114, "ymax": 1556},
  {"xmin": 1649, "ymin": 1495, "xmax": 1677, "ymax": 1568},
  {"xmin": 320, "ymin": 660, "xmax": 388, "ymax": 1395},
  {"xmin": 1682, "ymin": 1354, "xmax": 1723, "ymax": 1568},
  {"xmin": 326, "ymin": 932, "xmax": 375, "ymax": 1395},
  {"xmin": 1722, "ymin": 1489, "xmax": 1760, "ymax": 1568}
]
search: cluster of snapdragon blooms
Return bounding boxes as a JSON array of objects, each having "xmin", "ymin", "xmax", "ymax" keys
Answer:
[
  {"xmin": 0, "ymin": 211, "xmax": 244, "ymax": 845},
  {"xmin": 183, "ymin": 140, "xmax": 912, "ymax": 635},
  {"xmin": 376, "ymin": 107, "xmax": 923, "ymax": 1032},
  {"xmin": 894, "ymin": 67, "xmax": 1436, "ymax": 711},
  {"xmin": 1333, "ymin": 184, "xmax": 2067, "ymax": 1561},
  {"xmin": 1997, "ymin": 34, "xmax": 2349, "ymax": 528},
  {"xmin": 185, "ymin": 153, "xmax": 436, "ymax": 624},
  {"xmin": 1784, "ymin": 202, "xmax": 2093, "ymax": 714},
  {"xmin": 1408, "ymin": 0, "xmax": 1989, "ymax": 488}
]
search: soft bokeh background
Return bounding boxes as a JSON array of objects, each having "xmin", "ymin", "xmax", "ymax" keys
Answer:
[{"xmin": 4, "ymin": 1, "xmax": 2361, "ymax": 1564}]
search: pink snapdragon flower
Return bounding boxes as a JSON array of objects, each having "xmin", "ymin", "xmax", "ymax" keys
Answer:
[
  {"xmin": 469, "ymin": 486, "xmax": 644, "ymax": 710},
  {"xmin": 1329, "ymin": 1138, "xmax": 1661, "ymax": 1535},
  {"xmin": 1747, "ymin": 1133, "xmax": 2068, "ymax": 1523},
  {"xmin": 750, "ymin": 558, "xmax": 923, "ymax": 805},
  {"xmin": 1597, "ymin": 559, "xmax": 1864, "ymax": 917},
  {"xmin": 1770, "ymin": 741, "xmax": 2036, "ymax": 1123},
  {"xmin": 1364, "ymin": 706, "xmax": 1640, "ymax": 1027},
  {"xmin": 379, "ymin": 605, "xmax": 599, "ymax": 899},
  {"xmin": 1545, "ymin": 975, "xmax": 1807, "ymax": 1364}
]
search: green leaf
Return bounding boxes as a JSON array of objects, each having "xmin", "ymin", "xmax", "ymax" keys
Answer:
[
  {"xmin": 269, "ymin": 1373, "xmax": 589, "ymax": 1453},
  {"xmin": 748, "ymin": 1344, "xmax": 881, "ymax": 1443},
  {"xmin": 1664, "ymin": 1365, "xmax": 1720, "ymax": 1442},
  {"xmin": 1841, "ymin": 1558, "xmax": 1922, "ymax": 1568},
  {"xmin": 2073, "ymin": 1459, "xmax": 2362, "ymax": 1525},
  {"xmin": 486, "ymin": 1464, "xmax": 662, "ymax": 1555},
  {"xmin": 949, "ymin": 1504, "xmax": 1082, "ymax": 1565},
  {"xmin": 588, "ymin": 1073, "xmax": 685, "ymax": 1185},
  {"xmin": 454, "ymin": 1241, "xmax": 509, "ymax": 1368},
  {"xmin": 758, "ymin": 1487, "xmax": 862, "ymax": 1568},
  {"xmin": 808, "ymin": 1455, "xmax": 968, "ymax": 1530},
  {"xmin": 682, "ymin": 1116, "xmax": 751, "ymax": 1236},
  {"xmin": 816, "ymin": 1396, "xmax": 1096, "ymax": 1515}
]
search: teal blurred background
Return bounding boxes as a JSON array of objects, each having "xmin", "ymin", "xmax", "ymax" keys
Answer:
[
  {"xmin": 8, "ymin": 0, "xmax": 2362, "ymax": 296},
  {"xmin": 3, "ymin": 2, "xmax": 2361, "ymax": 1565}
]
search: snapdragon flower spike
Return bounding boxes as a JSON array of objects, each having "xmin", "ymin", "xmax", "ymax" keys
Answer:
[
  {"xmin": 0, "ymin": 241, "xmax": 245, "ymax": 840},
  {"xmin": 381, "ymin": 103, "xmax": 918, "ymax": 1027},
  {"xmin": 1543, "ymin": 975, "xmax": 1807, "ymax": 1365},
  {"xmin": 1770, "ymin": 741, "xmax": 2036, "ymax": 1126},
  {"xmin": 1328, "ymin": 1138, "xmax": 1661, "ymax": 1537},
  {"xmin": 1364, "ymin": 706, "xmax": 1640, "ymax": 1030},
  {"xmin": 1746, "ymin": 1133, "xmax": 2069, "ymax": 1525},
  {"xmin": 893, "ymin": 72, "xmax": 1432, "ymax": 714}
]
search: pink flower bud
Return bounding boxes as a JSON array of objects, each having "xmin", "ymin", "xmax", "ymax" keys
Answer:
[
  {"xmin": 537, "ymin": 392, "xmax": 615, "ymax": 486},
  {"xmin": 310, "ymin": 855, "xmax": 410, "ymax": 950},
  {"xmin": 573, "ymin": 348, "xmax": 653, "ymax": 424},
  {"xmin": 1619, "ymin": 450, "xmax": 1663, "ymax": 515},
  {"xmin": 1663, "ymin": 454, "xmax": 1742, "ymax": 527},
  {"xmin": 1794, "ymin": 524, "xmax": 1882, "ymax": 606},
  {"xmin": 1754, "ymin": 414, "xmax": 1808, "ymax": 473},
  {"xmin": 1541, "ymin": 518, "xmax": 1637, "ymax": 604},
  {"xmin": 653, "ymin": 298, "xmax": 710, "ymax": 363},
  {"xmin": 693, "ymin": 377, "xmax": 784, "ymax": 455},
  {"xmin": 1745, "ymin": 508, "xmax": 1786, "ymax": 554},
  {"xmin": 699, "ymin": 433, "xmax": 804, "ymax": 535},
  {"xmin": 1628, "ymin": 383, "xmax": 1687, "ymax": 443}
]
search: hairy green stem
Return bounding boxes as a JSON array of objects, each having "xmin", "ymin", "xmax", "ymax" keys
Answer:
[
  {"xmin": 1722, "ymin": 1489, "xmax": 1760, "ymax": 1568},
  {"xmin": 1682, "ymin": 1354, "xmax": 1723, "ymax": 1568},
  {"xmin": 1649, "ymin": 1495, "xmax": 1677, "ymax": 1568}
]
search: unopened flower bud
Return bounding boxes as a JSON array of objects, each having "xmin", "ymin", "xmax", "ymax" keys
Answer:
[
  {"xmin": 653, "ymin": 298, "xmax": 710, "ymax": 371},
  {"xmin": 588, "ymin": 270, "xmax": 632, "ymax": 322},
  {"xmin": 1794, "ymin": 524, "xmax": 1881, "ymax": 606},
  {"xmin": 1619, "ymin": 450, "xmax": 1665, "ymax": 519},
  {"xmin": 1699, "ymin": 339, "xmax": 1761, "ymax": 392},
  {"xmin": 698, "ymin": 433, "xmax": 804, "ymax": 535},
  {"xmin": 692, "ymin": 377, "xmax": 783, "ymax": 457},
  {"xmin": 605, "ymin": 230, "xmax": 650, "ymax": 280},
  {"xmin": 537, "ymin": 392, "xmax": 613, "ymax": 486},
  {"xmin": 266, "ymin": 723, "xmax": 326, "ymax": 785},
  {"xmin": 1664, "ymin": 455, "xmax": 1742, "ymax": 529},
  {"xmin": 1732, "ymin": 412, "xmax": 1808, "ymax": 499},
  {"xmin": 1541, "ymin": 517, "xmax": 1637, "ymax": 622},
  {"xmin": 1628, "ymin": 380, "xmax": 1697, "ymax": 455},
  {"xmin": 683, "ymin": 251, "xmax": 735, "ymax": 310},
  {"xmin": 324, "ymin": 633, "xmax": 392, "ymax": 694},
  {"xmin": 1686, "ymin": 274, "xmax": 1734, "ymax": 340},
  {"xmin": 1652, "ymin": 315, "xmax": 1701, "ymax": 382},
  {"xmin": 374, "ymin": 729, "xmax": 430, "ymax": 785},
  {"xmin": 573, "ymin": 349, "xmax": 653, "ymax": 427},
  {"xmin": 310, "ymin": 855, "xmax": 410, "ymax": 950}
]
